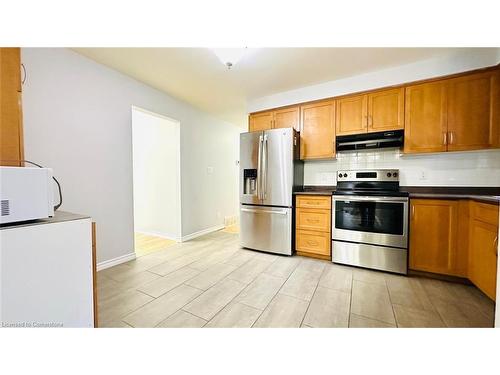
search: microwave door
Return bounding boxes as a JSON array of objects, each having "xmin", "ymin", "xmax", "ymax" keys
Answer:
[
  {"xmin": 261, "ymin": 128, "xmax": 294, "ymax": 207},
  {"xmin": 240, "ymin": 131, "xmax": 263, "ymax": 205}
]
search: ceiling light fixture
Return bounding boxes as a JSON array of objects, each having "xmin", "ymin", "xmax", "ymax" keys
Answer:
[{"xmin": 211, "ymin": 48, "xmax": 247, "ymax": 69}]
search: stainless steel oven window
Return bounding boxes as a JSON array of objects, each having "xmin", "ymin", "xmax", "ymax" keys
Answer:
[{"xmin": 332, "ymin": 195, "xmax": 409, "ymax": 249}]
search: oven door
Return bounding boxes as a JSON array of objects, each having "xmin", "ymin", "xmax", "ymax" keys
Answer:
[{"xmin": 332, "ymin": 195, "xmax": 408, "ymax": 249}]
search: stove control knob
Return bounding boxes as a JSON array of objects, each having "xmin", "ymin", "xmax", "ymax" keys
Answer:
[
  {"xmin": 343, "ymin": 173, "xmax": 348, "ymax": 178},
  {"xmin": 338, "ymin": 173, "xmax": 343, "ymax": 178},
  {"xmin": 387, "ymin": 172, "xmax": 392, "ymax": 177},
  {"xmin": 393, "ymin": 172, "xmax": 398, "ymax": 177}
]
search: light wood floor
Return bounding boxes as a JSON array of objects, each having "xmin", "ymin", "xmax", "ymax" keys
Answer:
[
  {"xmin": 134, "ymin": 233, "xmax": 176, "ymax": 258},
  {"xmin": 98, "ymin": 231, "xmax": 495, "ymax": 328}
]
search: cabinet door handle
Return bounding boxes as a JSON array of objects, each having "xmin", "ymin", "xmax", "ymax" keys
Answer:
[
  {"xmin": 307, "ymin": 240, "xmax": 319, "ymax": 246},
  {"xmin": 411, "ymin": 205, "xmax": 415, "ymax": 219},
  {"xmin": 443, "ymin": 132, "xmax": 447, "ymax": 145},
  {"xmin": 494, "ymin": 236, "xmax": 498, "ymax": 257},
  {"xmin": 449, "ymin": 131, "xmax": 454, "ymax": 145},
  {"xmin": 306, "ymin": 218, "xmax": 320, "ymax": 223}
]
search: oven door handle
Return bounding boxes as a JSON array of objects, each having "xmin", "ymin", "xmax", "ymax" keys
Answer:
[{"xmin": 332, "ymin": 195, "xmax": 408, "ymax": 203}]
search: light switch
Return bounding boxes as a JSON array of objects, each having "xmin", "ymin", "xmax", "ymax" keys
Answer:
[{"xmin": 207, "ymin": 166, "xmax": 214, "ymax": 174}]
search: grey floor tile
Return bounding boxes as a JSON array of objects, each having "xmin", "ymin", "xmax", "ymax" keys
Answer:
[
  {"xmin": 349, "ymin": 314, "xmax": 396, "ymax": 328},
  {"xmin": 137, "ymin": 266, "xmax": 200, "ymax": 298},
  {"xmin": 393, "ymin": 304, "xmax": 445, "ymax": 328},
  {"xmin": 264, "ymin": 256, "xmax": 301, "ymax": 278},
  {"xmin": 296, "ymin": 258, "xmax": 327, "ymax": 274},
  {"xmin": 205, "ymin": 302, "xmax": 262, "ymax": 328},
  {"xmin": 183, "ymin": 278, "xmax": 247, "ymax": 321},
  {"xmin": 227, "ymin": 258, "xmax": 273, "ymax": 284},
  {"xmin": 123, "ymin": 284, "xmax": 202, "ymax": 327},
  {"xmin": 351, "ymin": 280, "xmax": 396, "ymax": 325},
  {"xmin": 98, "ymin": 289, "xmax": 154, "ymax": 325},
  {"xmin": 279, "ymin": 267, "xmax": 322, "ymax": 302},
  {"xmin": 98, "ymin": 320, "xmax": 133, "ymax": 328},
  {"xmin": 222, "ymin": 250, "xmax": 255, "ymax": 267},
  {"xmin": 303, "ymin": 287, "xmax": 350, "ymax": 328},
  {"xmin": 157, "ymin": 310, "xmax": 207, "ymax": 328},
  {"xmin": 147, "ymin": 248, "xmax": 209, "ymax": 276},
  {"xmin": 385, "ymin": 274, "xmax": 435, "ymax": 312},
  {"xmin": 236, "ymin": 273, "xmax": 286, "ymax": 310},
  {"xmin": 430, "ymin": 296, "xmax": 493, "ymax": 328},
  {"xmin": 319, "ymin": 263, "xmax": 353, "ymax": 293},
  {"xmin": 97, "ymin": 274, "xmax": 126, "ymax": 302},
  {"xmin": 185, "ymin": 263, "xmax": 237, "ymax": 290},
  {"xmin": 118, "ymin": 270, "xmax": 161, "ymax": 290},
  {"xmin": 353, "ymin": 268, "xmax": 387, "ymax": 286},
  {"xmin": 253, "ymin": 294, "xmax": 309, "ymax": 328}
]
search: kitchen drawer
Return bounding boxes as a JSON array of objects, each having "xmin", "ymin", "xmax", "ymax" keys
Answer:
[
  {"xmin": 471, "ymin": 201, "xmax": 499, "ymax": 226},
  {"xmin": 296, "ymin": 230, "xmax": 331, "ymax": 257},
  {"xmin": 296, "ymin": 195, "xmax": 332, "ymax": 210},
  {"xmin": 296, "ymin": 208, "xmax": 331, "ymax": 232}
]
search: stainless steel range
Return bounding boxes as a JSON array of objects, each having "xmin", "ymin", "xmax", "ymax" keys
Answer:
[{"xmin": 332, "ymin": 169, "xmax": 408, "ymax": 274}]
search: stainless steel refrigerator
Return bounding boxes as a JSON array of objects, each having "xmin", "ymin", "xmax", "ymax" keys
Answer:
[{"xmin": 239, "ymin": 127, "xmax": 303, "ymax": 255}]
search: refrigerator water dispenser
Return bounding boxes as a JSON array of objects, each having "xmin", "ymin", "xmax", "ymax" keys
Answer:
[{"xmin": 243, "ymin": 169, "xmax": 257, "ymax": 195}]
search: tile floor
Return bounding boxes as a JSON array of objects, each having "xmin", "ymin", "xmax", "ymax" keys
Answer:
[
  {"xmin": 98, "ymin": 231, "xmax": 495, "ymax": 328},
  {"xmin": 134, "ymin": 233, "xmax": 176, "ymax": 257}
]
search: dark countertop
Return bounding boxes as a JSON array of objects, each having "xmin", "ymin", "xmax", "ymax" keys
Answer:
[
  {"xmin": 0, "ymin": 211, "xmax": 91, "ymax": 230},
  {"xmin": 294, "ymin": 186, "xmax": 500, "ymax": 204}
]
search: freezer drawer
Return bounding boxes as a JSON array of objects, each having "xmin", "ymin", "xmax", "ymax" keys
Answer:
[{"xmin": 240, "ymin": 205, "xmax": 292, "ymax": 255}]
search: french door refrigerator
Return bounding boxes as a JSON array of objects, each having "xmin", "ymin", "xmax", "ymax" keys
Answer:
[{"xmin": 239, "ymin": 127, "xmax": 303, "ymax": 255}]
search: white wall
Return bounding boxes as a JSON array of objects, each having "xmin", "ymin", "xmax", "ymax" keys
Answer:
[
  {"xmin": 22, "ymin": 48, "xmax": 241, "ymax": 265},
  {"xmin": 248, "ymin": 48, "xmax": 500, "ymax": 112},
  {"xmin": 304, "ymin": 148, "xmax": 500, "ymax": 187},
  {"xmin": 132, "ymin": 107, "xmax": 181, "ymax": 240}
]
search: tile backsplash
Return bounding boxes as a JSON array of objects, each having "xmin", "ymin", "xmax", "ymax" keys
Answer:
[{"xmin": 304, "ymin": 148, "xmax": 500, "ymax": 187}]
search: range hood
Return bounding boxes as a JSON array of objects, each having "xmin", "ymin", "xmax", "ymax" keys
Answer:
[{"xmin": 336, "ymin": 130, "xmax": 404, "ymax": 152}]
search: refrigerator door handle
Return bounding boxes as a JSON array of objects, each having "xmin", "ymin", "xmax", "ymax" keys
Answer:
[
  {"xmin": 257, "ymin": 134, "xmax": 263, "ymax": 200},
  {"xmin": 262, "ymin": 134, "xmax": 268, "ymax": 199},
  {"xmin": 241, "ymin": 208, "xmax": 288, "ymax": 215}
]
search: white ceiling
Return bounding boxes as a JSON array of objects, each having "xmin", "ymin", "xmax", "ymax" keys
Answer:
[{"xmin": 74, "ymin": 48, "xmax": 482, "ymax": 127}]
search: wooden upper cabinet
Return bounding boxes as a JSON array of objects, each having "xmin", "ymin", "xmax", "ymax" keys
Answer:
[
  {"xmin": 248, "ymin": 106, "xmax": 300, "ymax": 132},
  {"xmin": 336, "ymin": 88, "xmax": 404, "ymax": 136},
  {"xmin": 300, "ymin": 100, "xmax": 335, "ymax": 160},
  {"xmin": 409, "ymin": 199, "xmax": 460, "ymax": 276},
  {"xmin": 447, "ymin": 70, "xmax": 500, "ymax": 151},
  {"xmin": 248, "ymin": 111, "xmax": 273, "ymax": 132},
  {"xmin": 273, "ymin": 106, "xmax": 299, "ymax": 130},
  {"xmin": 404, "ymin": 81, "xmax": 448, "ymax": 153},
  {"xmin": 367, "ymin": 87, "xmax": 404, "ymax": 132},
  {"xmin": 0, "ymin": 47, "xmax": 24, "ymax": 166},
  {"xmin": 335, "ymin": 94, "xmax": 367, "ymax": 136}
]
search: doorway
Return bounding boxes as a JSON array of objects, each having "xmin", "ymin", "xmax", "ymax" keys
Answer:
[{"xmin": 131, "ymin": 106, "xmax": 181, "ymax": 257}]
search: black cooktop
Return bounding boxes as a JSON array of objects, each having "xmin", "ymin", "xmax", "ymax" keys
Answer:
[{"xmin": 333, "ymin": 189, "xmax": 409, "ymax": 197}]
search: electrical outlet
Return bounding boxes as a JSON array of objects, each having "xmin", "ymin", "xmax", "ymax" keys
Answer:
[
  {"xmin": 419, "ymin": 171, "xmax": 427, "ymax": 180},
  {"xmin": 207, "ymin": 166, "xmax": 214, "ymax": 175}
]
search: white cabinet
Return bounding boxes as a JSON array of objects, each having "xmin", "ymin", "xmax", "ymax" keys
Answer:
[{"xmin": 1, "ymin": 212, "xmax": 94, "ymax": 327}]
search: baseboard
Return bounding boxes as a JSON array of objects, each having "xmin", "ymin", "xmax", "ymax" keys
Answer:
[
  {"xmin": 135, "ymin": 230, "xmax": 180, "ymax": 242},
  {"xmin": 181, "ymin": 224, "xmax": 225, "ymax": 242},
  {"xmin": 97, "ymin": 252, "xmax": 136, "ymax": 272}
]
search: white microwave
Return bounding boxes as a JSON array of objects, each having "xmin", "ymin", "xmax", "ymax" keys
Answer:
[{"xmin": 0, "ymin": 166, "xmax": 54, "ymax": 224}]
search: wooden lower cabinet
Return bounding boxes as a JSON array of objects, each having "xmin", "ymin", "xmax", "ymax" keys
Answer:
[
  {"xmin": 410, "ymin": 198, "xmax": 499, "ymax": 301},
  {"xmin": 296, "ymin": 230, "xmax": 331, "ymax": 258},
  {"xmin": 409, "ymin": 199, "xmax": 460, "ymax": 275},
  {"xmin": 468, "ymin": 201, "xmax": 499, "ymax": 300},
  {"xmin": 295, "ymin": 195, "xmax": 331, "ymax": 260}
]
